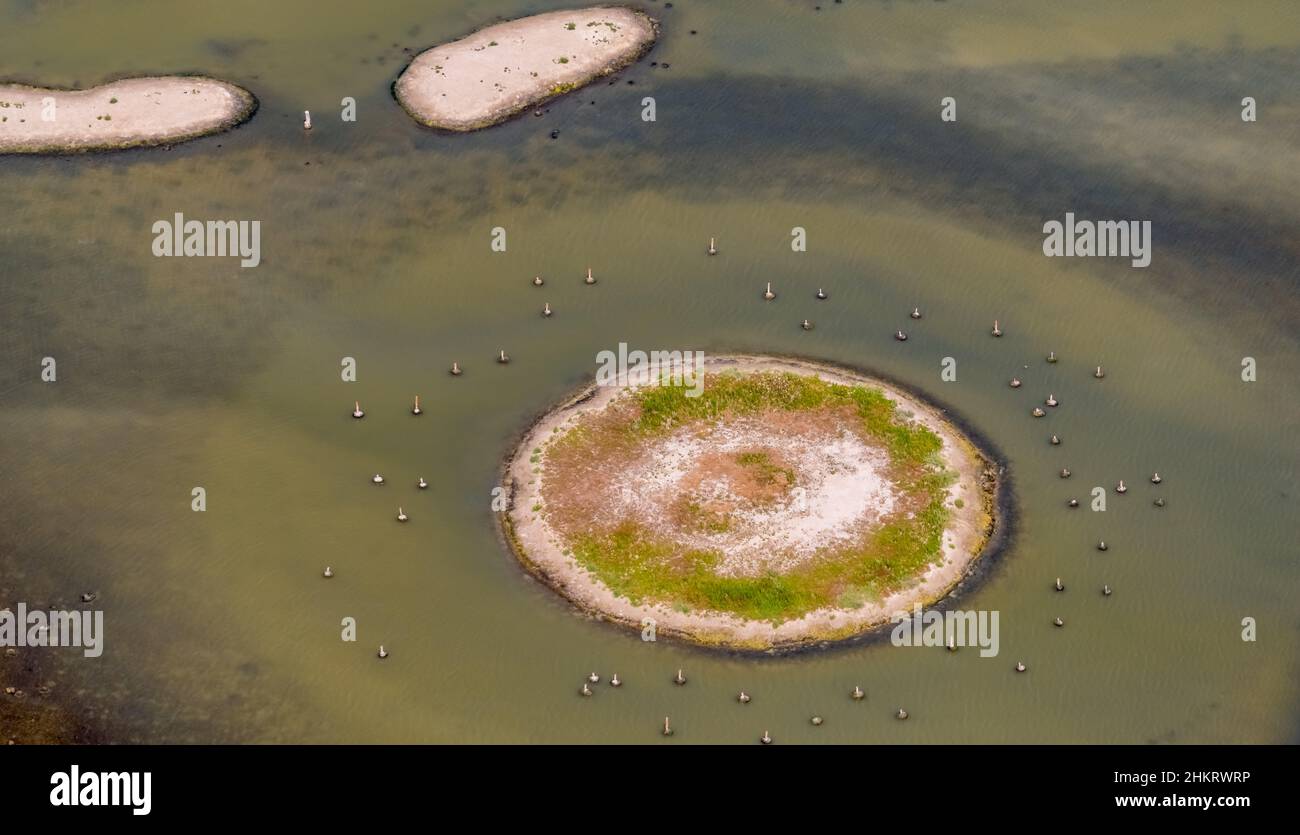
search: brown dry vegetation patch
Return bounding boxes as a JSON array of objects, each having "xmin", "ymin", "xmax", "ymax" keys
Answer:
[{"xmin": 542, "ymin": 400, "xmax": 916, "ymax": 577}]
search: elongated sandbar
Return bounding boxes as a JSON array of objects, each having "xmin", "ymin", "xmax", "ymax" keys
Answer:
[
  {"xmin": 0, "ymin": 76, "xmax": 255, "ymax": 154},
  {"xmin": 394, "ymin": 6, "xmax": 657, "ymax": 132}
]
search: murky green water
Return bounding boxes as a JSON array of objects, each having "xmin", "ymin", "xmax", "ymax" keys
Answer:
[{"xmin": 2, "ymin": 0, "xmax": 1297, "ymax": 743}]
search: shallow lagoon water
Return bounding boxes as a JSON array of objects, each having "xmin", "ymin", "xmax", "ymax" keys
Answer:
[{"xmin": 1, "ymin": 0, "xmax": 1297, "ymax": 743}]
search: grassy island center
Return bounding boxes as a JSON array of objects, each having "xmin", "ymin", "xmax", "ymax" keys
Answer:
[{"xmin": 537, "ymin": 371, "xmax": 959, "ymax": 623}]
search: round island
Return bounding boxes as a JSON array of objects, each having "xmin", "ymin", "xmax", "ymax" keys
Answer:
[{"xmin": 501, "ymin": 355, "xmax": 1001, "ymax": 651}]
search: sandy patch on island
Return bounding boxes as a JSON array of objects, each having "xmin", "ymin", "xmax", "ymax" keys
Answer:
[{"xmin": 602, "ymin": 413, "xmax": 898, "ymax": 576}]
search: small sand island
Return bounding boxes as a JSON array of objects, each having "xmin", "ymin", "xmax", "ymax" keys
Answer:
[
  {"xmin": 395, "ymin": 6, "xmax": 657, "ymax": 132},
  {"xmin": 0, "ymin": 76, "xmax": 255, "ymax": 154},
  {"xmin": 503, "ymin": 356, "xmax": 1000, "ymax": 651}
]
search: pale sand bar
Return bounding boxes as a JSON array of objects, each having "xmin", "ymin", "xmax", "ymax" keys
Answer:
[
  {"xmin": 0, "ymin": 76, "xmax": 255, "ymax": 154},
  {"xmin": 395, "ymin": 6, "xmax": 657, "ymax": 132},
  {"xmin": 502, "ymin": 356, "xmax": 1002, "ymax": 652}
]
